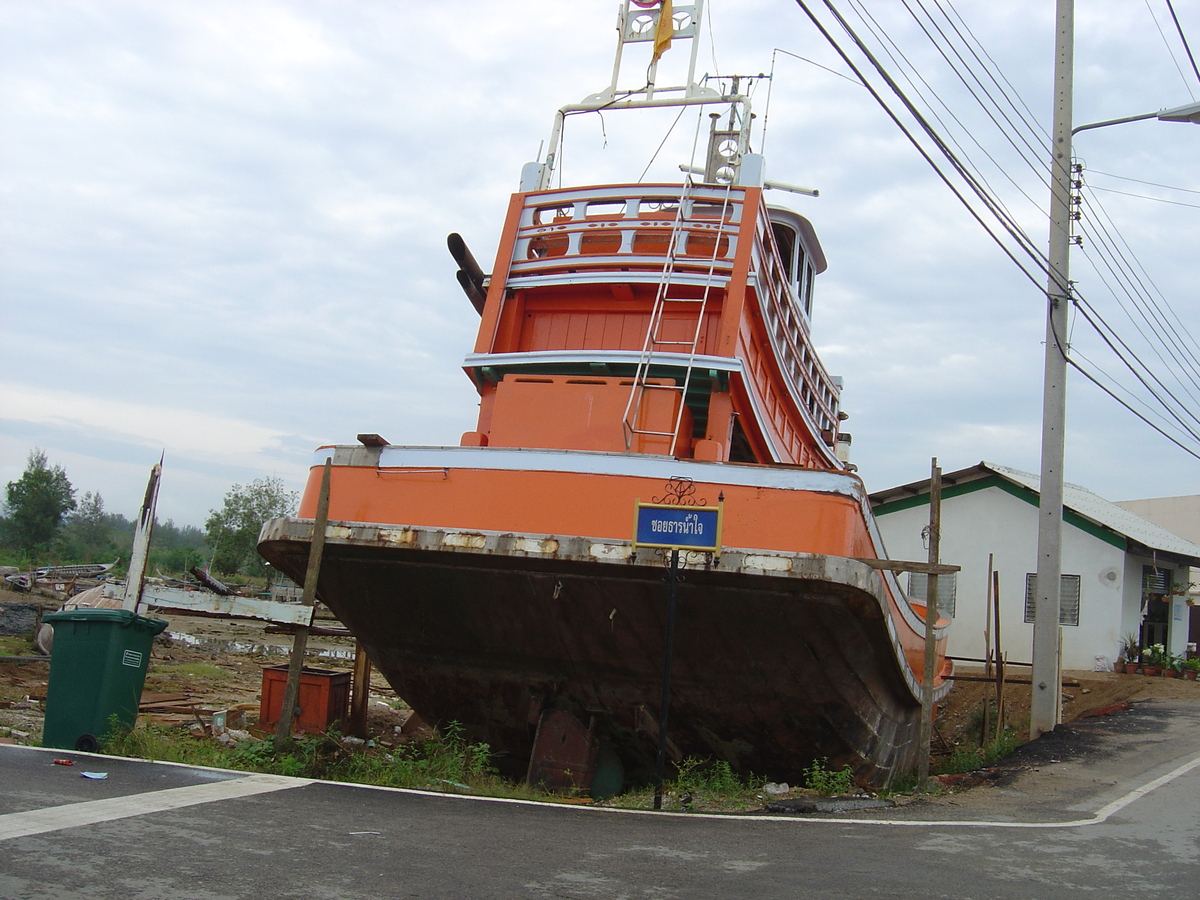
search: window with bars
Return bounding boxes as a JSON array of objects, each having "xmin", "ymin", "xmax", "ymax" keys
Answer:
[
  {"xmin": 1142, "ymin": 566, "xmax": 1171, "ymax": 596},
  {"xmin": 907, "ymin": 572, "xmax": 957, "ymax": 618},
  {"xmin": 1023, "ymin": 573, "xmax": 1081, "ymax": 626}
]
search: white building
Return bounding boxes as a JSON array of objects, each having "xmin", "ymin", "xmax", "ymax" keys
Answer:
[{"xmin": 869, "ymin": 462, "xmax": 1200, "ymax": 670}]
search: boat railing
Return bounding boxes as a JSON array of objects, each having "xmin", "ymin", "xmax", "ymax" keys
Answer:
[
  {"xmin": 749, "ymin": 203, "xmax": 841, "ymax": 438},
  {"xmin": 509, "ymin": 184, "xmax": 742, "ymax": 283}
]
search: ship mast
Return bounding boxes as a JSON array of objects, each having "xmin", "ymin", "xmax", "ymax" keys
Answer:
[{"xmin": 523, "ymin": 0, "xmax": 759, "ymax": 192}]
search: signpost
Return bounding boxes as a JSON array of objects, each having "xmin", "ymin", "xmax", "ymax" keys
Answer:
[{"xmin": 634, "ymin": 498, "xmax": 722, "ymax": 810}]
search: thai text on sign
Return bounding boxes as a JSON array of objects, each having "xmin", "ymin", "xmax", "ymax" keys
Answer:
[{"xmin": 633, "ymin": 502, "xmax": 723, "ymax": 553}]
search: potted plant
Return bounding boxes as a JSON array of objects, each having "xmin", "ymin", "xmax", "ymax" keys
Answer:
[
  {"xmin": 1120, "ymin": 635, "xmax": 1141, "ymax": 674},
  {"xmin": 1182, "ymin": 657, "xmax": 1200, "ymax": 681},
  {"xmin": 1163, "ymin": 655, "xmax": 1182, "ymax": 678},
  {"xmin": 1142, "ymin": 643, "xmax": 1168, "ymax": 677}
]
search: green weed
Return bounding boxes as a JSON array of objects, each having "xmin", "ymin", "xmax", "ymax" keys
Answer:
[
  {"xmin": 934, "ymin": 727, "xmax": 1022, "ymax": 775},
  {"xmin": 603, "ymin": 757, "xmax": 766, "ymax": 811},
  {"xmin": 801, "ymin": 757, "xmax": 857, "ymax": 796}
]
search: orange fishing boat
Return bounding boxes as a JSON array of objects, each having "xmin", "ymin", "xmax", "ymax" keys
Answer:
[{"xmin": 259, "ymin": 0, "xmax": 949, "ymax": 791}]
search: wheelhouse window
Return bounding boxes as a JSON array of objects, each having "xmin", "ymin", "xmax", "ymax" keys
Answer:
[
  {"xmin": 768, "ymin": 216, "xmax": 814, "ymax": 319},
  {"xmin": 771, "ymin": 221, "xmax": 796, "ymax": 281}
]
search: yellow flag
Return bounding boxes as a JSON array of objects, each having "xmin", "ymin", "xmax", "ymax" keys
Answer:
[{"xmin": 652, "ymin": 0, "xmax": 674, "ymax": 63}]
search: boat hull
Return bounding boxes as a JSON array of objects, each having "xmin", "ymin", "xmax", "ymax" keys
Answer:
[{"xmin": 259, "ymin": 450, "xmax": 947, "ymax": 788}]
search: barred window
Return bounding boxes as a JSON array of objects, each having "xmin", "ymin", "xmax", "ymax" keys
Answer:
[
  {"xmin": 1024, "ymin": 573, "xmax": 1081, "ymax": 626},
  {"xmin": 907, "ymin": 572, "xmax": 957, "ymax": 618},
  {"xmin": 1142, "ymin": 566, "xmax": 1170, "ymax": 595}
]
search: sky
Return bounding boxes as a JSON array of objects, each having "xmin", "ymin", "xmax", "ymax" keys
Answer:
[{"xmin": 2, "ymin": 0, "xmax": 1198, "ymax": 528}]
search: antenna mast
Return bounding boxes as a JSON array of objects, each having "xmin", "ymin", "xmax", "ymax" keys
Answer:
[{"xmin": 523, "ymin": 1, "xmax": 758, "ymax": 191}]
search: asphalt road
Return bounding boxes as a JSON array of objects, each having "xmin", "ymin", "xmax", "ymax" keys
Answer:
[{"xmin": 2, "ymin": 700, "xmax": 1199, "ymax": 899}]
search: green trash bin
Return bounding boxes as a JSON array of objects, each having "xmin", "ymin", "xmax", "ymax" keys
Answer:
[{"xmin": 42, "ymin": 607, "xmax": 168, "ymax": 752}]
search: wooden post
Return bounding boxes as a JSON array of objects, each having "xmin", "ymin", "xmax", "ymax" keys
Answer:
[
  {"xmin": 981, "ymin": 553, "xmax": 994, "ymax": 746},
  {"xmin": 122, "ymin": 458, "xmax": 163, "ymax": 615},
  {"xmin": 275, "ymin": 459, "xmax": 332, "ymax": 746},
  {"xmin": 918, "ymin": 458, "xmax": 942, "ymax": 790},
  {"xmin": 653, "ymin": 548, "xmax": 680, "ymax": 811},
  {"xmin": 349, "ymin": 640, "xmax": 372, "ymax": 738}
]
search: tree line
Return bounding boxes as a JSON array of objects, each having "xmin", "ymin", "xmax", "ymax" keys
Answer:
[{"xmin": 1, "ymin": 448, "xmax": 298, "ymax": 579}]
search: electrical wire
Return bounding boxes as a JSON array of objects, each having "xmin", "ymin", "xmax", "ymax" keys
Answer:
[
  {"xmin": 792, "ymin": 0, "xmax": 1052, "ymax": 292},
  {"xmin": 787, "ymin": 0, "xmax": 1200, "ymax": 460},
  {"xmin": 1087, "ymin": 169, "xmax": 1200, "ymax": 195},
  {"xmin": 1166, "ymin": 0, "xmax": 1200, "ymax": 88},
  {"xmin": 1146, "ymin": 0, "xmax": 1197, "ymax": 98},
  {"xmin": 1087, "ymin": 185, "xmax": 1200, "ymax": 210}
]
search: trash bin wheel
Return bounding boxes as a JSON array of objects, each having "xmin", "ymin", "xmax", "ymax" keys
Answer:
[{"xmin": 75, "ymin": 734, "xmax": 99, "ymax": 753}]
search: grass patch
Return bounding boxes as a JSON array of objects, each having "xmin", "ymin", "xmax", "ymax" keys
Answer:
[
  {"xmin": 151, "ymin": 663, "xmax": 229, "ymax": 680},
  {"xmin": 0, "ymin": 635, "xmax": 37, "ymax": 656},
  {"xmin": 934, "ymin": 727, "xmax": 1023, "ymax": 776},
  {"xmin": 103, "ymin": 720, "xmax": 561, "ymax": 802},
  {"xmin": 603, "ymin": 757, "xmax": 767, "ymax": 811}
]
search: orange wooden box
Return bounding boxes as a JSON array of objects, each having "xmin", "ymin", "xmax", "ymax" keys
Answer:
[{"xmin": 260, "ymin": 665, "xmax": 351, "ymax": 734}]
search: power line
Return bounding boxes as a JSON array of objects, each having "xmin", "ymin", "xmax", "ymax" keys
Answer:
[
  {"xmin": 1166, "ymin": 0, "xmax": 1200, "ymax": 87},
  {"xmin": 1087, "ymin": 169, "xmax": 1200, "ymax": 196},
  {"xmin": 1088, "ymin": 185, "xmax": 1200, "ymax": 209}
]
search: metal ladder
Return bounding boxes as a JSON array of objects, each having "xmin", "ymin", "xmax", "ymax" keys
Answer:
[{"xmin": 622, "ymin": 178, "xmax": 734, "ymax": 453}]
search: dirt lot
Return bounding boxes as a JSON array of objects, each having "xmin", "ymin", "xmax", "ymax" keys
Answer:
[
  {"xmin": 0, "ymin": 587, "xmax": 412, "ymax": 745},
  {"xmin": 4, "ymin": 587, "xmax": 1198, "ymax": 772}
]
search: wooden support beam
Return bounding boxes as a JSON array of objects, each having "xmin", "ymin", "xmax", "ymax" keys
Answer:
[
  {"xmin": 856, "ymin": 558, "xmax": 960, "ymax": 575},
  {"xmin": 275, "ymin": 459, "xmax": 332, "ymax": 746},
  {"xmin": 349, "ymin": 640, "xmax": 371, "ymax": 739}
]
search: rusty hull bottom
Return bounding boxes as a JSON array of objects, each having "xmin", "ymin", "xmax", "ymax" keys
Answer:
[{"xmin": 259, "ymin": 522, "xmax": 923, "ymax": 789}]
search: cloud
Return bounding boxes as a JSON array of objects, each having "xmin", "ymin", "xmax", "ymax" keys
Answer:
[{"xmin": 1, "ymin": 0, "xmax": 1197, "ymax": 527}]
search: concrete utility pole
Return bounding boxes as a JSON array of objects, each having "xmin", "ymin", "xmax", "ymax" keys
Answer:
[
  {"xmin": 1031, "ymin": 0, "xmax": 1074, "ymax": 740},
  {"xmin": 918, "ymin": 458, "xmax": 941, "ymax": 789}
]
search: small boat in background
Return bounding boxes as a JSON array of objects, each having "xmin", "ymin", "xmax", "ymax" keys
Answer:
[{"xmin": 260, "ymin": 0, "xmax": 949, "ymax": 791}]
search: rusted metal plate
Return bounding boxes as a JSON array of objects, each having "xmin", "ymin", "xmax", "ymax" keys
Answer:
[{"xmin": 526, "ymin": 709, "xmax": 597, "ymax": 793}]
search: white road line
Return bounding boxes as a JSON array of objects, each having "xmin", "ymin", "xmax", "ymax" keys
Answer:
[{"xmin": 0, "ymin": 773, "xmax": 308, "ymax": 841}]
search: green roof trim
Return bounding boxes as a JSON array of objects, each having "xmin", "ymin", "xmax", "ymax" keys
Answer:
[{"xmin": 873, "ymin": 474, "xmax": 1125, "ymax": 551}]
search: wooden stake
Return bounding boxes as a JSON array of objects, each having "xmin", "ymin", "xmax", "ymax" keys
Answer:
[
  {"xmin": 275, "ymin": 459, "xmax": 332, "ymax": 746},
  {"xmin": 997, "ymin": 651, "xmax": 1008, "ymax": 739},
  {"xmin": 349, "ymin": 639, "xmax": 372, "ymax": 738}
]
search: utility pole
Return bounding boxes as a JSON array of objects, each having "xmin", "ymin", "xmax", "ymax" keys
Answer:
[
  {"xmin": 918, "ymin": 458, "xmax": 941, "ymax": 789},
  {"xmin": 1031, "ymin": 0, "xmax": 1074, "ymax": 738}
]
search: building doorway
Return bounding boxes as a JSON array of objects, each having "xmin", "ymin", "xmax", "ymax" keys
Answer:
[{"xmin": 1140, "ymin": 566, "xmax": 1171, "ymax": 649}]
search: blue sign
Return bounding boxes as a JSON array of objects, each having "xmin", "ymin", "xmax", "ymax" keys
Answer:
[{"xmin": 634, "ymin": 502, "xmax": 723, "ymax": 553}]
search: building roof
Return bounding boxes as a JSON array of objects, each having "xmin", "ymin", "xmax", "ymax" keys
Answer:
[{"xmin": 870, "ymin": 461, "xmax": 1200, "ymax": 567}]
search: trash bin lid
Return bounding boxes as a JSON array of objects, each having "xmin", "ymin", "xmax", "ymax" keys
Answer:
[{"xmin": 44, "ymin": 607, "xmax": 168, "ymax": 635}]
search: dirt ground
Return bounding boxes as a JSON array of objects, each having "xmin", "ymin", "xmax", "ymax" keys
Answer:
[
  {"xmin": 4, "ymin": 587, "xmax": 1199, "ymax": 773},
  {"xmin": 0, "ymin": 588, "xmax": 414, "ymax": 745}
]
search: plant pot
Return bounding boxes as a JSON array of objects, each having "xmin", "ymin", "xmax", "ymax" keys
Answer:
[
  {"xmin": 1185, "ymin": 670, "xmax": 1198, "ymax": 681},
  {"xmin": 1124, "ymin": 663, "xmax": 1140, "ymax": 674},
  {"xmin": 1164, "ymin": 668, "xmax": 1179, "ymax": 678},
  {"xmin": 1143, "ymin": 665, "xmax": 1163, "ymax": 677}
]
